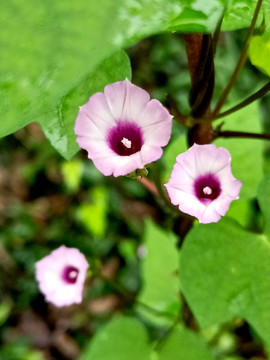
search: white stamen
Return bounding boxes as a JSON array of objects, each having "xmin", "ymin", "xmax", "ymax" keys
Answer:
[
  {"xmin": 203, "ymin": 186, "xmax": 212, "ymax": 195},
  {"xmin": 69, "ymin": 270, "xmax": 78, "ymax": 279},
  {"xmin": 121, "ymin": 137, "xmax": 132, "ymax": 149}
]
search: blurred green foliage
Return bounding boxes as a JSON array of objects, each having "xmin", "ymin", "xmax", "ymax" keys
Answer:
[
  {"xmin": 1, "ymin": 0, "xmax": 270, "ymax": 359},
  {"xmin": 137, "ymin": 221, "xmax": 180, "ymax": 327},
  {"xmin": 81, "ymin": 316, "xmax": 152, "ymax": 360},
  {"xmin": 158, "ymin": 325, "xmax": 215, "ymax": 360},
  {"xmin": 214, "ymin": 102, "xmax": 264, "ymax": 200}
]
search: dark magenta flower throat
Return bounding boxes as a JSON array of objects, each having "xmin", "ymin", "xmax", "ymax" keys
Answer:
[
  {"xmin": 194, "ymin": 173, "xmax": 221, "ymax": 203},
  {"xmin": 107, "ymin": 122, "xmax": 143, "ymax": 156},
  {"xmin": 62, "ymin": 265, "xmax": 79, "ymax": 284}
]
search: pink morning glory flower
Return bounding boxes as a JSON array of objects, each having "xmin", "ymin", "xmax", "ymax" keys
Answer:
[
  {"xmin": 35, "ymin": 246, "xmax": 89, "ymax": 307},
  {"xmin": 74, "ymin": 79, "xmax": 172, "ymax": 177},
  {"xmin": 165, "ymin": 144, "xmax": 242, "ymax": 224}
]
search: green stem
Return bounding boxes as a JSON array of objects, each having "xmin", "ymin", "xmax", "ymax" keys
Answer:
[
  {"xmin": 194, "ymin": 81, "xmax": 270, "ymax": 124},
  {"xmin": 214, "ymin": 130, "xmax": 270, "ymax": 141},
  {"xmin": 151, "ymin": 163, "xmax": 179, "ymax": 212},
  {"xmin": 212, "ymin": 6, "xmax": 227, "ymax": 55},
  {"xmin": 166, "ymin": 94, "xmax": 187, "ymax": 126},
  {"xmin": 97, "ymin": 273, "xmax": 176, "ymax": 320},
  {"xmin": 213, "ymin": 0, "xmax": 264, "ymax": 115},
  {"xmin": 213, "ymin": 81, "xmax": 270, "ymax": 120},
  {"xmin": 151, "ymin": 164, "xmax": 170, "ymax": 204},
  {"xmin": 154, "ymin": 315, "xmax": 180, "ymax": 352}
]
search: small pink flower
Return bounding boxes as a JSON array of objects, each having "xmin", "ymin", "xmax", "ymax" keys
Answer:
[
  {"xmin": 165, "ymin": 144, "xmax": 242, "ymax": 224},
  {"xmin": 74, "ymin": 79, "xmax": 172, "ymax": 177},
  {"xmin": 35, "ymin": 246, "xmax": 89, "ymax": 307}
]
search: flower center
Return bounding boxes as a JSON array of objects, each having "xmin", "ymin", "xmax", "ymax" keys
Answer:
[
  {"xmin": 194, "ymin": 174, "xmax": 221, "ymax": 203},
  {"xmin": 121, "ymin": 137, "xmax": 132, "ymax": 149},
  {"xmin": 203, "ymin": 186, "xmax": 212, "ymax": 195},
  {"xmin": 107, "ymin": 122, "xmax": 143, "ymax": 156},
  {"xmin": 62, "ymin": 265, "xmax": 79, "ymax": 284}
]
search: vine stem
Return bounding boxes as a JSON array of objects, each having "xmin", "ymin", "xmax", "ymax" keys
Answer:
[
  {"xmin": 137, "ymin": 177, "xmax": 160, "ymax": 198},
  {"xmin": 166, "ymin": 93, "xmax": 187, "ymax": 125},
  {"xmin": 97, "ymin": 273, "xmax": 176, "ymax": 320},
  {"xmin": 214, "ymin": 130, "xmax": 270, "ymax": 141},
  {"xmin": 150, "ymin": 163, "xmax": 178, "ymax": 211},
  {"xmin": 193, "ymin": 81, "xmax": 270, "ymax": 124},
  {"xmin": 137, "ymin": 171, "xmax": 177, "ymax": 212},
  {"xmin": 212, "ymin": 6, "xmax": 226, "ymax": 55},
  {"xmin": 213, "ymin": 0, "xmax": 264, "ymax": 115},
  {"xmin": 154, "ymin": 315, "xmax": 181, "ymax": 352}
]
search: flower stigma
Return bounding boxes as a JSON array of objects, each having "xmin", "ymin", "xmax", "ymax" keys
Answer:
[
  {"xmin": 121, "ymin": 137, "xmax": 132, "ymax": 149},
  {"xmin": 69, "ymin": 270, "xmax": 78, "ymax": 280},
  {"xmin": 203, "ymin": 186, "xmax": 212, "ymax": 195},
  {"xmin": 62, "ymin": 265, "xmax": 79, "ymax": 284}
]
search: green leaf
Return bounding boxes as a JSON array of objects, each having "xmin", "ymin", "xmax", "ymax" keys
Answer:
[
  {"xmin": 137, "ymin": 220, "xmax": 180, "ymax": 326},
  {"xmin": 80, "ymin": 316, "xmax": 151, "ymax": 360},
  {"xmin": 214, "ymin": 102, "xmax": 264, "ymax": 200},
  {"xmin": 158, "ymin": 325, "xmax": 214, "ymax": 360},
  {"xmin": 249, "ymin": 32, "xmax": 270, "ymax": 76},
  {"xmin": 76, "ymin": 187, "xmax": 107, "ymax": 237},
  {"xmin": 114, "ymin": 0, "xmax": 182, "ymax": 46},
  {"xmin": 225, "ymin": 199, "xmax": 254, "ymax": 229},
  {"xmin": 2, "ymin": 0, "xmax": 269, "ymax": 158},
  {"xmin": 61, "ymin": 159, "xmax": 83, "ymax": 192},
  {"xmin": 0, "ymin": 0, "xmax": 131, "ymax": 159},
  {"xmin": 168, "ymin": 0, "xmax": 270, "ymax": 33},
  {"xmin": 0, "ymin": 300, "xmax": 12, "ymax": 327},
  {"xmin": 222, "ymin": 0, "xmax": 265, "ymax": 31},
  {"xmin": 168, "ymin": 0, "xmax": 268, "ymax": 34},
  {"xmin": 180, "ymin": 218, "xmax": 270, "ymax": 345},
  {"xmin": 257, "ymin": 172, "xmax": 270, "ymax": 235},
  {"xmin": 168, "ymin": 1, "xmax": 224, "ymax": 33},
  {"xmin": 51, "ymin": 50, "xmax": 131, "ymax": 159}
]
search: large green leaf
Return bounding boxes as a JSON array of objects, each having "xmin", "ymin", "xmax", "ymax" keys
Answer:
[
  {"xmin": 180, "ymin": 218, "xmax": 270, "ymax": 345},
  {"xmin": 214, "ymin": 102, "xmax": 264, "ymax": 199},
  {"xmin": 113, "ymin": 0, "xmax": 182, "ymax": 46},
  {"xmin": 44, "ymin": 50, "xmax": 131, "ymax": 159},
  {"xmin": 137, "ymin": 220, "xmax": 180, "ymax": 326},
  {"xmin": 157, "ymin": 325, "xmax": 215, "ymax": 360},
  {"xmin": 2, "ymin": 0, "xmax": 269, "ymax": 158},
  {"xmin": 249, "ymin": 32, "xmax": 270, "ymax": 76},
  {"xmin": 168, "ymin": 0, "xmax": 224, "ymax": 33},
  {"xmin": 222, "ymin": 0, "xmax": 267, "ymax": 31},
  {"xmin": 225, "ymin": 199, "xmax": 254, "ymax": 228},
  {"xmin": 168, "ymin": 0, "xmax": 269, "ymax": 33},
  {"xmin": 80, "ymin": 316, "xmax": 151, "ymax": 360},
  {"xmin": 0, "ymin": 0, "xmax": 130, "ymax": 159},
  {"xmin": 257, "ymin": 172, "xmax": 270, "ymax": 235}
]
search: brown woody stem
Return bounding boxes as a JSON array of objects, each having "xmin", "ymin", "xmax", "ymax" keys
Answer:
[{"xmin": 184, "ymin": 34, "xmax": 215, "ymax": 144}]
